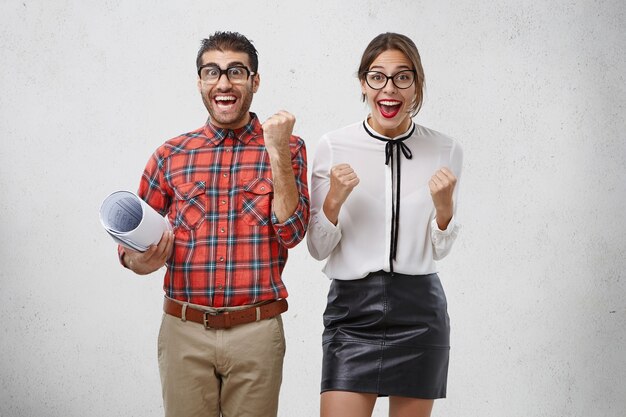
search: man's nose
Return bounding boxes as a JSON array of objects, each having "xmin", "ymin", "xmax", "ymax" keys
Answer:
[{"xmin": 215, "ymin": 72, "xmax": 233, "ymax": 89}]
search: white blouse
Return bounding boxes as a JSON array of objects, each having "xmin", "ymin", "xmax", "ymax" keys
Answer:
[{"xmin": 307, "ymin": 119, "xmax": 463, "ymax": 280}]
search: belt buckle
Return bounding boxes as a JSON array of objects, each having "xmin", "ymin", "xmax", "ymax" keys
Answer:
[{"xmin": 203, "ymin": 310, "xmax": 219, "ymax": 329}]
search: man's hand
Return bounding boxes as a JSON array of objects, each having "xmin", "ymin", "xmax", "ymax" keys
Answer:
[
  {"xmin": 262, "ymin": 111, "xmax": 296, "ymax": 155},
  {"xmin": 124, "ymin": 230, "xmax": 174, "ymax": 275},
  {"xmin": 428, "ymin": 167, "xmax": 457, "ymax": 230},
  {"xmin": 261, "ymin": 111, "xmax": 299, "ymax": 223},
  {"xmin": 323, "ymin": 164, "xmax": 360, "ymax": 225}
]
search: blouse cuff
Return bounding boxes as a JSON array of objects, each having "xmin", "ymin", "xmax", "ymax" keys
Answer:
[
  {"xmin": 431, "ymin": 216, "xmax": 459, "ymax": 236},
  {"xmin": 311, "ymin": 211, "xmax": 341, "ymax": 236}
]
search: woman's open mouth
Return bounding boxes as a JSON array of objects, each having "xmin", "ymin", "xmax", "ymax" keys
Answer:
[{"xmin": 377, "ymin": 100, "xmax": 402, "ymax": 119}]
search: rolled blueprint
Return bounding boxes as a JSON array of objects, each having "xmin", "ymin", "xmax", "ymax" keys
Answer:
[{"xmin": 99, "ymin": 191, "xmax": 172, "ymax": 252}]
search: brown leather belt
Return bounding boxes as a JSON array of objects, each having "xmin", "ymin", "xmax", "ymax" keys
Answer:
[{"xmin": 163, "ymin": 297, "xmax": 288, "ymax": 329}]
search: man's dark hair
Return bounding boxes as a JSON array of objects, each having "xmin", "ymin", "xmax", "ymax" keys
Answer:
[{"xmin": 196, "ymin": 31, "xmax": 259, "ymax": 73}]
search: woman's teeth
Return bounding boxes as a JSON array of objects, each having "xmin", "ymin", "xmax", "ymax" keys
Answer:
[{"xmin": 378, "ymin": 101, "xmax": 401, "ymax": 117}]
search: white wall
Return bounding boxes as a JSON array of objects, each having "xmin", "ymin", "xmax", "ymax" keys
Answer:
[{"xmin": 1, "ymin": 1, "xmax": 625, "ymax": 416}]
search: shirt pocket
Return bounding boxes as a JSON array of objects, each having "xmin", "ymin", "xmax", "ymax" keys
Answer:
[
  {"xmin": 241, "ymin": 177, "xmax": 273, "ymax": 226},
  {"xmin": 173, "ymin": 181, "xmax": 207, "ymax": 230}
]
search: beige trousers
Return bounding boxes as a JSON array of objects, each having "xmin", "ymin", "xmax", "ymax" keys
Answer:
[{"xmin": 157, "ymin": 308, "xmax": 286, "ymax": 417}]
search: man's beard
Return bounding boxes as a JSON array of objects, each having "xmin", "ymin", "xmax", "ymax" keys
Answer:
[{"xmin": 202, "ymin": 87, "xmax": 254, "ymax": 129}]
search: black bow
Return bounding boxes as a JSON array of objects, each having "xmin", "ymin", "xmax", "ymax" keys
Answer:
[{"xmin": 363, "ymin": 121, "xmax": 415, "ymax": 274}]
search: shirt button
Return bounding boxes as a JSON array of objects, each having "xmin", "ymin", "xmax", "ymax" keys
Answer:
[
  {"xmin": 220, "ymin": 228, "xmax": 225, "ymax": 233},
  {"xmin": 218, "ymin": 284, "xmax": 223, "ymax": 290},
  {"xmin": 260, "ymin": 186, "xmax": 265, "ymax": 191},
  {"xmin": 223, "ymin": 173, "xmax": 228, "ymax": 177},
  {"xmin": 219, "ymin": 257, "xmax": 224, "ymax": 262},
  {"xmin": 221, "ymin": 200, "xmax": 226, "ymax": 205}
]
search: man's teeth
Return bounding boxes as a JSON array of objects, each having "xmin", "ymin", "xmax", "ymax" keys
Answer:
[{"xmin": 216, "ymin": 96, "xmax": 236, "ymax": 101}]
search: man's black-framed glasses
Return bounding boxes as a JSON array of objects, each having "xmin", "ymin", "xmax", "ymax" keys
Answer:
[
  {"xmin": 363, "ymin": 70, "xmax": 416, "ymax": 90},
  {"xmin": 198, "ymin": 65, "xmax": 255, "ymax": 84}
]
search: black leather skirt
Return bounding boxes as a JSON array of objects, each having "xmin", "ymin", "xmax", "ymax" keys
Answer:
[{"xmin": 321, "ymin": 270, "xmax": 450, "ymax": 399}]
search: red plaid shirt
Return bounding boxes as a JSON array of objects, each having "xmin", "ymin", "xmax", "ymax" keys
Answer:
[{"xmin": 121, "ymin": 113, "xmax": 309, "ymax": 307}]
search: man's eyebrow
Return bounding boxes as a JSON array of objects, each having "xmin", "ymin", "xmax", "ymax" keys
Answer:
[{"xmin": 202, "ymin": 61, "xmax": 247, "ymax": 68}]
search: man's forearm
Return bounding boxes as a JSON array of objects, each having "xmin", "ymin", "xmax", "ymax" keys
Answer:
[{"xmin": 267, "ymin": 147, "xmax": 299, "ymax": 223}]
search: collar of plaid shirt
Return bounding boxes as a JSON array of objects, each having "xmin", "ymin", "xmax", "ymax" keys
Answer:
[{"xmin": 203, "ymin": 112, "xmax": 260, "ymax": 146}]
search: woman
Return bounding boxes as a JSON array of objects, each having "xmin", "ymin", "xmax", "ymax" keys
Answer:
[{"xmin": 307, "ymin": 33, "xmax": 463, "ymax": 417}]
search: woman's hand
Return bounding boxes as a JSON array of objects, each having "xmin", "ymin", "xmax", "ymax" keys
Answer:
[
  {"xmin": 429, "ymin": 167, "xmax": 457, "ymax": 230},
  {"xmin": 323, "ymin": 164, "xmax": 360, "ymax": 225}
]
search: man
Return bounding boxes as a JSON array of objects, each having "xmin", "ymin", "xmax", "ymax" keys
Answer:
[{"xmin": 119, "ymin": 31, "xmax": 309, "ymax": 417}]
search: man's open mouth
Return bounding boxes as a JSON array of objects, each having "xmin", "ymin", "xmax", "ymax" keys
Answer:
[{"xmin": 215, "ymin": 95, "xmax": 238, "ymax": 109}]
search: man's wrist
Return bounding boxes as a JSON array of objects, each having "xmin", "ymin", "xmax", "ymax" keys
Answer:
[{"xmin": 265, "ymin": 140, "xmax": 290, "ymax": 160}]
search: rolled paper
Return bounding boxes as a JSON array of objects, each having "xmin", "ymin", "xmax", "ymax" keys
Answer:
[{"xmin": 99, "ymin": 191, "xmax": 172, "ymax": 252}]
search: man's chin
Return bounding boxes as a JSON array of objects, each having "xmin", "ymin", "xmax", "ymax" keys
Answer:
[{"xmin": 209, "ymin": 111, "xmax": 249, "ymax": 129}]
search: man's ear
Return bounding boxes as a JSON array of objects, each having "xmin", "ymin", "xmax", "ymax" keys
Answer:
[{"xmin": 252, "ymin": 73, "xmax": 260, "ymax": 93}]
